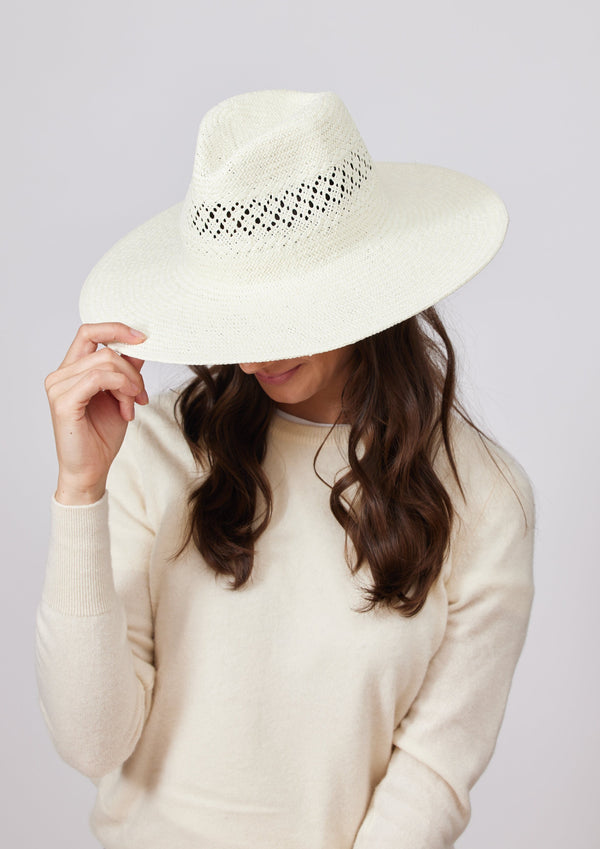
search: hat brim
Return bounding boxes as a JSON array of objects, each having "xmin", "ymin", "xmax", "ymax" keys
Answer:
[{"xmin": 78, "ymin": 162, "xmax": 508, "ymax": 365}]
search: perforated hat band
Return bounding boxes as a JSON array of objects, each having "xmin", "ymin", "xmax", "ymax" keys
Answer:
[{"xmin": 186, "ymin": 148, "xmax": 374, "ymax": 247}]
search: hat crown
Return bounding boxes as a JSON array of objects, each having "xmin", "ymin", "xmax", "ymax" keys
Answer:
[{"xmin": 180, "ymin": 90, "xmax": 384, "ymax": 261}]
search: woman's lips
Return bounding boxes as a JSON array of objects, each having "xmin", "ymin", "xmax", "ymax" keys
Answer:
[{"xmin": 256, "ymin": 364, "xmax": 302, "ymax": 385}]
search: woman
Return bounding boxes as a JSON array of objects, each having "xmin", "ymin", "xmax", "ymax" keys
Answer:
[{"xmin": 36, "ymin": 89, "xmax": 536, "ymax": 849}]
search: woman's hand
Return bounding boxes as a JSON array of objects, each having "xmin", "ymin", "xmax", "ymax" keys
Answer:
[{"xmin": 45, "ymin": 322, "xmax": 149, "ymax": 505}]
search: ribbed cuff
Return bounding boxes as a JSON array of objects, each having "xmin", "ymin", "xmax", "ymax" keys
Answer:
[{"xmin": 42, "ymin": 490, "xmax": 117, "ymax": 616}]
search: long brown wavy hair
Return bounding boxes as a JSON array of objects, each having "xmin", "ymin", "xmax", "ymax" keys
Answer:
[{"xmin": 167, "ymin": 305, "xmax": 525, "ymax": 617}]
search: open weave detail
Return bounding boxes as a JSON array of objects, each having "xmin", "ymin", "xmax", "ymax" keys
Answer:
[{"xmin": 187, "ymin": 148, "xmax": 373, "ymax": 250}]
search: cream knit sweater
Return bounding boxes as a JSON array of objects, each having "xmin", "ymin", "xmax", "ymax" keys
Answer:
[{"xmin": 35, "ymin": 389, "xmax": 535, "ymax": 849}]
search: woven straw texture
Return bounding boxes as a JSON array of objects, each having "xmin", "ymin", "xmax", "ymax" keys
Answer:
[{"xmin": 78, "ymin": 89, "xmax": 508, "ymax": 365}]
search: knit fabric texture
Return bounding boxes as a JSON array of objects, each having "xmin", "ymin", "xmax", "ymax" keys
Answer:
[{"xmin": 35, "ymin": 390, "xmax": 535, "ymax": 849}]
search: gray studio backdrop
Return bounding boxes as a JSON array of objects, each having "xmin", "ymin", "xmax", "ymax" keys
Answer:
[{"xmin": 2, "ymin": 1, "xmax": 598, "ymax": 846}]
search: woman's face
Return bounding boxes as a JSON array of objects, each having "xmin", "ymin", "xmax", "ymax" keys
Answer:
[{"xmin": 238, "ymin": 344, "xmax": 355, "ymax": 424}]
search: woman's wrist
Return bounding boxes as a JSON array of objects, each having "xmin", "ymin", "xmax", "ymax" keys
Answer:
[{"xmin": 54, "ymin": 478, "xmax": 107, "ymax": 506}]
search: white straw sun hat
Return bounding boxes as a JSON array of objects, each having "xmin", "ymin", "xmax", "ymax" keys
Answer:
[{"xmin": 78, "ymin": 89, "xmax": 508, "ymax": 365}]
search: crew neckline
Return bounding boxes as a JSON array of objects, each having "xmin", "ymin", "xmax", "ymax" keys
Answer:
[
  {"xmin": 275, "ymin": 408, "xmax": 336, "ymax": 427},
  {"xmin": 271, "ymin": 407, "xmax": 351, "ymax": 446}
]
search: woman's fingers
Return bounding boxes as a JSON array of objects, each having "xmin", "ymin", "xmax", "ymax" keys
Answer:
[
  {"xmin": 59, "ymin": 322, "xmax": 147, "ymax": 369},
  {"xmin": 51, "ymin": 368, "xmax": 141, "ymax": 422},
  {"xmin": 47, "ymin": 341, "xmax": 147, "ymax": 402},
  {"xmin": 47, "ymin": 360, "xmax": 143, "ymax": 422},
  {"xmin": 118, "ymin": 354, "xmax": 147, "ymax": 399},
  {"xmin": 45, "ymin": 322, "xmax": 149, "ymax": 430}
]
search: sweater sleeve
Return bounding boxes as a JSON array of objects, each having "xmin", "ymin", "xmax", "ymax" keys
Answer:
[
  {"xmin": 35, "ymin": 414, "xmax": 156, "ymax": 779},
  {"xmin": 352, "ymin": 454, "xmax": 536, "ymax": 849}
]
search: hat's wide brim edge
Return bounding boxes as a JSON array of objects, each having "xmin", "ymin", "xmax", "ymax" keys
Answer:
[{"xmin": 79, "ymin": 161, "xmax": 508, "ymax": 365}]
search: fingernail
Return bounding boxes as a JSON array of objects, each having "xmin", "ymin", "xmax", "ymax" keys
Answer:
[{"xmin": 129, "ymin": 328, "xmax": 147, "ymax": 339}]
